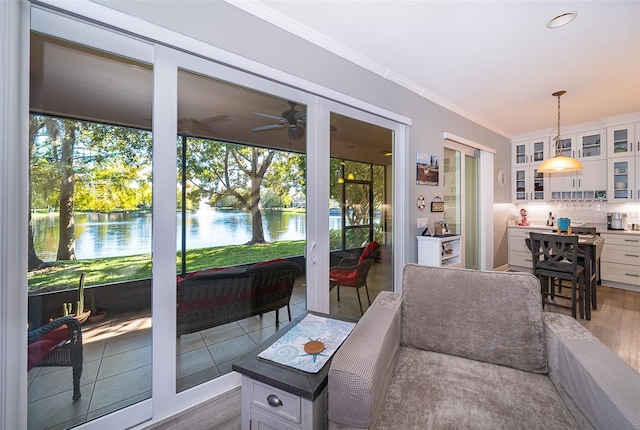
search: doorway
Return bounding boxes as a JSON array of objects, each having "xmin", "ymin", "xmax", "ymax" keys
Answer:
[{"xmin": 443, "ymin": 142, "xmax": 479, "ymax": 269}]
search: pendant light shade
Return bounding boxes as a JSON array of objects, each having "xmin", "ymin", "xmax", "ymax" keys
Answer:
[{"xmin": 537, "ymin": 90, "xmax": 584, "ymax": 173}]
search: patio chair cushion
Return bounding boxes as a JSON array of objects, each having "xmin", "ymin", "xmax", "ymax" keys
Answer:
[
  {"xmin": 27, "ymin": 326, "xmax": 69, "ymax": 370},
  {"xmin": 358, "ymin": 241, "xmax": 379, "ymax": 264}
]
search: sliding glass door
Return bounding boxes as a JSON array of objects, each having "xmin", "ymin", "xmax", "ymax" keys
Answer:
[
  {"xmin": 443, "ymin": 143, "xmax": 479, "ymax": 269},
  {"xmin": 20, "ymin": 5, "xmax": 408, "ymax": 429}
]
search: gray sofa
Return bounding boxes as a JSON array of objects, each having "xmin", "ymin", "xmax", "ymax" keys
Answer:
[{"xmin": 328, "ymin": 264, "xmax": 640, "ymax": 429}]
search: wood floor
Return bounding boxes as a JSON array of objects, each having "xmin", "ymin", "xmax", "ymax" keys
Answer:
[{"xmin": 546, "ymin": 284, "xmax": 640, "ymax": 372}]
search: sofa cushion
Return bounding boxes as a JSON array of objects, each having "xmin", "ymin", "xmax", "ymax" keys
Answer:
[
  {"xmin": 376, "ymin": 346, "xmax": 577, "ymax": 430},
  {"xmin": 27, "ymin": 326, "xmax": 69, "ymax": 370},
  {"xmin": 401, "ymin": 264, "xmax": 547, "ymax": 373}
]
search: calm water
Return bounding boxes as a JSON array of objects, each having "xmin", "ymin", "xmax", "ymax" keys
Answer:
[{"xmin": 32, "ymin": 206, "xmax": 340, "ymax": 262}]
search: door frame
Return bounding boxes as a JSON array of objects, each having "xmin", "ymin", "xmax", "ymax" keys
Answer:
[{"xmin": 444, "ymin": 132, "xmax": 494, "ymax": 270}]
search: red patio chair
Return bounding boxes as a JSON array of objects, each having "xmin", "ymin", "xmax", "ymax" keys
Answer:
[{"xmin": 329, "ymin": 241, "xmax": 380, "ymax": 315}]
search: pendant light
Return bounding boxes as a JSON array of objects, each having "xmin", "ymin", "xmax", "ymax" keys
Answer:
[{"xmin": 537, "ymin": 90, "xmax": 583, "ymax": 173}]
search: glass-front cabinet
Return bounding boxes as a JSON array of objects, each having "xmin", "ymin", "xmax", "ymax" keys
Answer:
[
  {"xmin": 607, "ymin": 124, "xmax": 637, "ymax": 158},
  {"xmin": 608, "ymin": 158, "xmax": 637, "ymax": 202},
  {"xmin": 512, "ymin": 138, "xmax": 548, "ymax": 167},
  {"xmin": 512, "ymin": 166, "xmax": 546, "ymax": 202},
  {"xmin": 554, "ymin": 130, "xmax": 605, "ymax": 161},
  {"xmin": 576, "ymin": 130, "xmax": 606, "ymax": 160}
]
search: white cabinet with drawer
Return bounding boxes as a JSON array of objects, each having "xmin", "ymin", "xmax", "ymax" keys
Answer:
[
  {"xmin": 508, "ymin": 227, "xmax": 551, "ymax": 272},
  {"xmin": 600, "ymin": 233, "xmax": 640, "ymax": 289},
  {"xmin": 241, "ymin": 373, "xmax": 328, "ymax": 430}
]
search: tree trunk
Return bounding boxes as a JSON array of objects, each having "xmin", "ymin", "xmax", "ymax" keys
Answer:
[
  {"xmin": 28, "ymin": 118, "xmax": 44, "ymax": 270},
  {"xmin": 249, "ymin": 174, "xmax": 266, "ymax": 244},
  {"xmin": 57, "ymin": 122, "xmax": 76, "ymax": 261}
]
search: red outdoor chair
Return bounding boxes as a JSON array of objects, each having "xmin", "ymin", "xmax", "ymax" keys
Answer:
[
  {"xmin": 28, "ymin": 316, "xmax": 83, "ymax": 400},
  {"xmin": 329, "ymin": 241, "xmax": 380, "ymax": 315}
]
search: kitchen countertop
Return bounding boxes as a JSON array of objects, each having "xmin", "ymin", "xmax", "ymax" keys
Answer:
[{"xmin": 508, "ymin": 224, "xmax": 640, "ymax": 235}]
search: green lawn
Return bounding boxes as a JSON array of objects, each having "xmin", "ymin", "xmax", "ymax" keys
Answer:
[{"xmin": 28, "ymin": 240, "xmax": 305, "ymax": 293}]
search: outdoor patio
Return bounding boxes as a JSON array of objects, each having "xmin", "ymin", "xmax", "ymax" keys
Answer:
[{"xmin": 27, "ymin": 264, "xmax": 388, "ymax": 430}]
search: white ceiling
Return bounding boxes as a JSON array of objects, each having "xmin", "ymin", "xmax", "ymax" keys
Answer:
[{"xmin": 229, "ymin": 0, "xmax": 640, "ymax": 138}]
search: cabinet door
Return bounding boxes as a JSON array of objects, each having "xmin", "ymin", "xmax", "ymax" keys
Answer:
[
  {"xmin": 555, "ymin": 135, "xmax": 575, "ymax": 158},
  {"xmin": 513, "ymin": 141, "xmax": 528, "ymax": 166},
  {"xmin": 607, "ymin": 157, "xmax": 635, "ymax": 202},
  {"xmin": 607, "ymin": 124, "xmax": 635, "ymax": 158},
  {"xmin": 512, "ymin": 138, "xmax": 548, "ymax": 166},
  {"xmin": 512, "ymin": 167, "xmax": 529, "ymax": 201},
  {"xmin": 531, "ymin": 167, "xmax": 546, "ymax": 201},
  {"xmin": 549, "ymin": 170, "xmax": 576, "ymax": 201},
  {"xmin": 577, "ymin": 130, "xmax": 606, "ymax": 160},
  {"xmin": 576, "ymin": 159, "xmax": 607, "ymax": 192}
]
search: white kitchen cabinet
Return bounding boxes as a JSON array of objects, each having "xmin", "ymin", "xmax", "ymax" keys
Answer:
[
  {"xmin": 507, "ymin": 227, "xmax": 551, "ymax": 272},
  {"xmin": 417, "ymin": 235, "xmax": 463, "ymax": 268},
  {"xmin": 607, "ymin": 157, "xmax": 638, "ymax": 202},
  {"xmin": 606, "ymin": 123, "xmax": 639, "ymax": 158},
  {"xmin": 512, "ymin": 138, "xmax": 548, "ymax": 167},
  {"xmin": 576, "ymin": 130, "xmax": 606, "ymax": 160},
  {"xmin": 512, "ymin": 166, "xmax": 547, "ymax": 202},
  {"xmin": 549, "ymin": 159, "xmax": 607, "ymax": 201},
  {"xmin": 600, "ymin": 233, "xmax": 640, "ymax": 289},
  {"xmin": 553, "ymin": 130, "xmax": 606, "ymax": 161}
]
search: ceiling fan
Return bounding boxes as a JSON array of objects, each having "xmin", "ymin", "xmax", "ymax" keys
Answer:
[
  {"xmin": 177, "ymin": 114, "xmax": 228, "ymax": 136},
  {"xmin": 252, "ymin": 101, "xmax": 306, "ymax": 140}
]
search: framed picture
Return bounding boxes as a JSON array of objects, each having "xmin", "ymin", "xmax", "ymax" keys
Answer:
[
  {"xmin": 431, "ymin": 201, "xmax": 444, "ymax": 212},
  {"xmin": 416, "ymin": 152, "xmax": 439, "ymax": 185}
]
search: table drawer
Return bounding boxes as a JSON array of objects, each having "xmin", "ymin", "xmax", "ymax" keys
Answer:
[
  {"xmin": 601, "ymin": 262, "xmax": 640, "ymax": 286},
  {"xmin": 250, "ymin": 380, "xmax": 301, "ymax": 424}
]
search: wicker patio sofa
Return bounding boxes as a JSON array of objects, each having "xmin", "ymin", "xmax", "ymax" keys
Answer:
[{"xmin": 176, "ymin": 258, "xmax": 301, "ymax": 336}]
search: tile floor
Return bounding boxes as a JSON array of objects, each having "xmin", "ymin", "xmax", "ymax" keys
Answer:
[{"xmin": 27, "ymin": 264, "xmax": 389, "ymax": 430}]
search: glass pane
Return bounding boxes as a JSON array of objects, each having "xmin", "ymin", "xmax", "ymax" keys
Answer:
[
  {"xmin": 581, "ymin": 134, "xmax": 601, "ymax": 157},
  {"xmin": 175, "ymin": 70, "xmax": 306, "ymax": 392},
  {"xmin": 329, "ymin": 113, "xmax": 393, "ymax": 319},
  {"xmin": 532, "ymin": 141, "xmax": 545, "ymax": 162},
  {"xmin": 28, "ymin": 33, "xmax": 153, "ymax": 428},
  {"xmin": 464, "ymin": 154, "xmax": 478, "ymax": 269}
]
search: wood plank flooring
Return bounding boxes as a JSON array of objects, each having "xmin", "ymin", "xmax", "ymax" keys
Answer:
[{"xmin": 546, "ymin": 284, "xmax": 640, "ymax": 372}]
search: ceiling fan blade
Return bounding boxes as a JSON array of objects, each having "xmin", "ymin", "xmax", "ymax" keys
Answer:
[
  {"xmin": 252, "ymin": 123, "xmax": 286, "ymax": 132},
  {"xmin": 254, "ymin": 112, "xmax": 287, "ymax": 122},
  {"xmin": 200, "ymin": 114, "xmax": 228, "ymax": 124}
]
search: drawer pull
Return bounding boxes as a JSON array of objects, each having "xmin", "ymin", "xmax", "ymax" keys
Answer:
[
  {"xmin": 624, "ymin": 254, "xmax": 640, "ymax": 258},
  {"xmin": 625, "ymin": 273, "xmax": 640, "ymax": 278},
  {"xmin": 624, "ymin": 239, "xmax": 640, "ymax": 243},
  {"xmin": 266, "ymin": 394, "xmax": 283, "ymax": 407}
]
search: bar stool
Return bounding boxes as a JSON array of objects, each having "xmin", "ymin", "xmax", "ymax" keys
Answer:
[{"xmin": 529, "ymin": 232, "xmax": 586, "ymax": 319}]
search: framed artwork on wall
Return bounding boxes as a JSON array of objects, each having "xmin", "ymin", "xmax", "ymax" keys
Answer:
[{"xmin": 416, "ymin": 152, "xmax": 439, "ymax": 185}]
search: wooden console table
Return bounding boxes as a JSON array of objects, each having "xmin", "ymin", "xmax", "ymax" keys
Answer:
[{"xmin": 232, "ymin": 312, "xmax": 352, "ymax": 430}]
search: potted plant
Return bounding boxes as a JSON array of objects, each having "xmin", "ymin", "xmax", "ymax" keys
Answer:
[{"xmin": 52, "ymin": 272, "xmax": 91, "ymax": 324}]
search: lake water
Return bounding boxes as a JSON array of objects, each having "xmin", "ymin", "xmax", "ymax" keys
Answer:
[{"xmin": 32, "ymin": 206, "xmax": 340, "ymax": 262}]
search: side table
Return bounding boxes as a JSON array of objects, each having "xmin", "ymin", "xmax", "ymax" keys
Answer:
[{"xmin": 232, "ymin": 311, "xmax": 352, "ymax": 430}]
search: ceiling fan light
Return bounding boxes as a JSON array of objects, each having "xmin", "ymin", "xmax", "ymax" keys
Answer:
[
  {"xmin": 288, "ymin": 125, "xmax": 305, "ymax": 140},
  {"xmin": 537, "ymin": 155, "xmax": 584, "ymax": 173}
]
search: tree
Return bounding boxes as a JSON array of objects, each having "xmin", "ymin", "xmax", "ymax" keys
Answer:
[
  {"xmin": 56, "ymin": 120, "xmax": 77, "ymax": 260},
  {"xmin": 182, "ymin": 138, "xmax": 304, "ymax": 244},
  {"xmin": 29, "ymin": 115, "xmax": 153, "ymax": 264}
]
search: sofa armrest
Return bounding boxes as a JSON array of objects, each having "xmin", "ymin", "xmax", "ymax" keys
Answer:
[
  {"xmin": 544, "ymin": 313, "xmax": 640, "ymax": 430},
  {"xmin": 328, "ymin": 291, "xmax": 402, "ymax": 429}
]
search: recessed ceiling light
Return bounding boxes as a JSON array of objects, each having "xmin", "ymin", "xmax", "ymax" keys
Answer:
[{"xmin": 547, "ymin": 12, "xmax": 577, "ymax": 28}]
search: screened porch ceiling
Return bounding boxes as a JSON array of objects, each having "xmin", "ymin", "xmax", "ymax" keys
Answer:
[{"xmin": 30, "ymin": 32, "xmax": 393, "ymax": 166}]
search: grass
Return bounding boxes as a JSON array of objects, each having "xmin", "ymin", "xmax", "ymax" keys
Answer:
[{"xmin": 28, "ymin": 240, "xmax": 305, "ymax": 293}]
